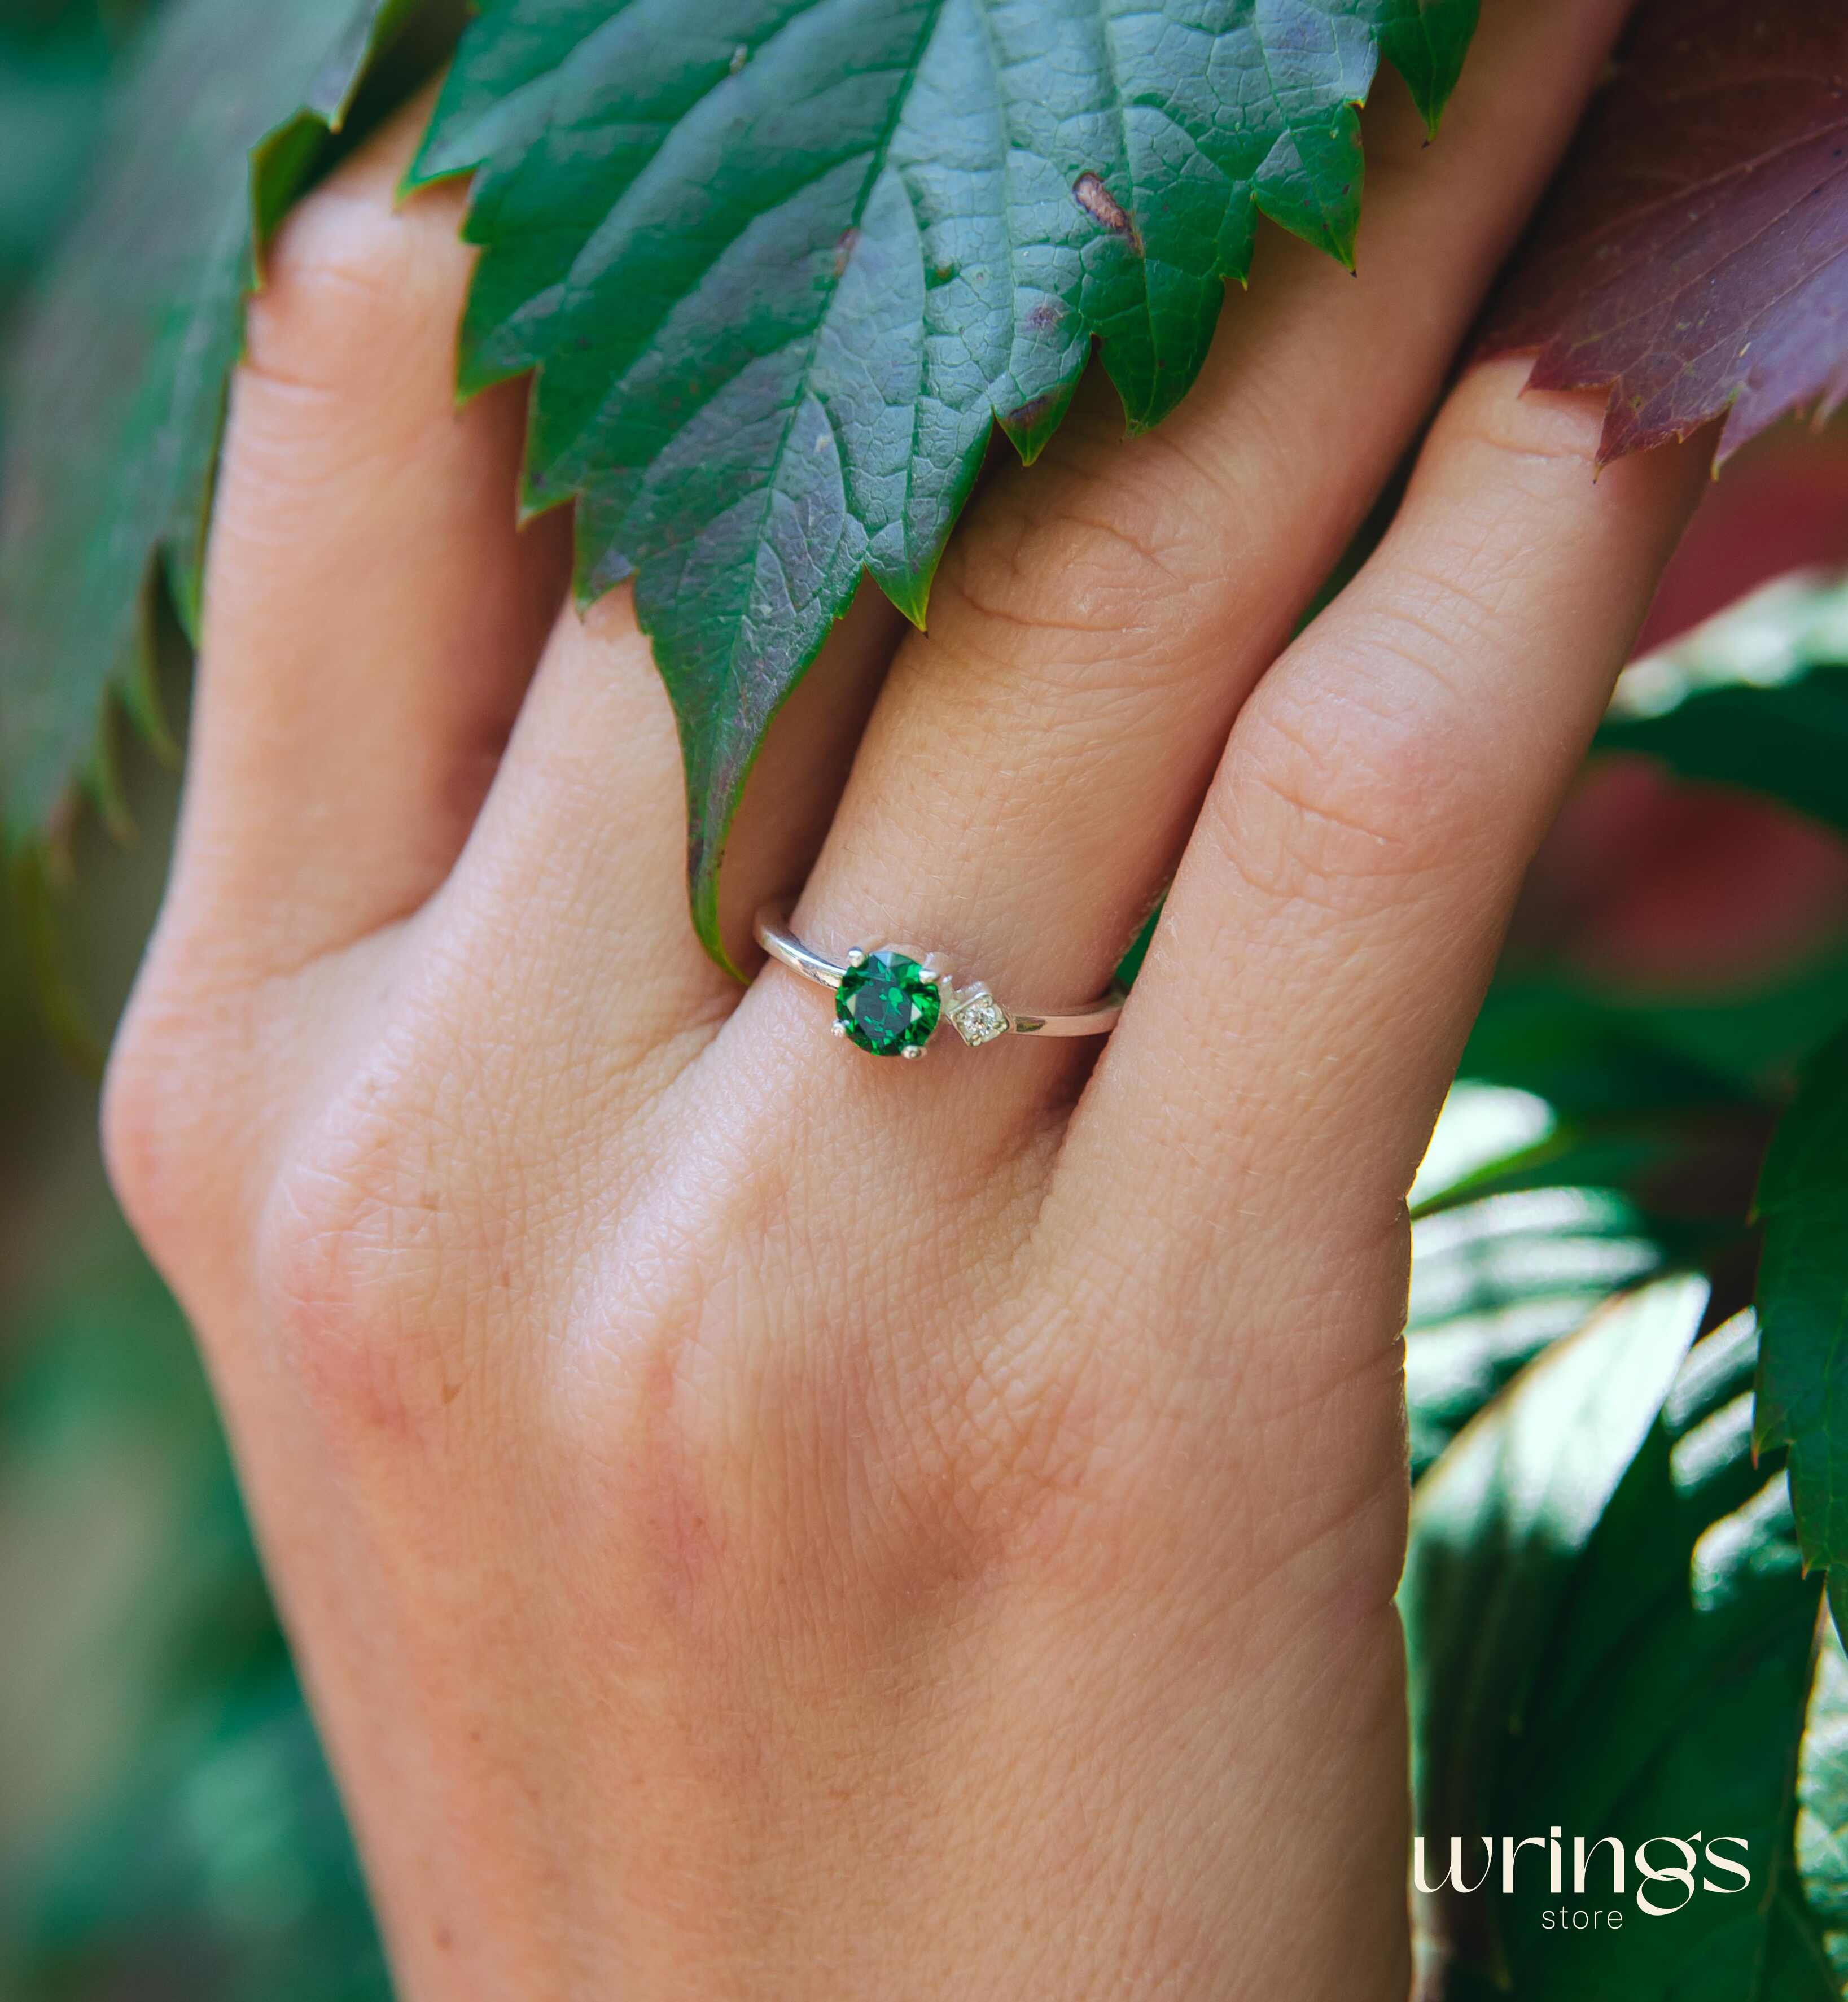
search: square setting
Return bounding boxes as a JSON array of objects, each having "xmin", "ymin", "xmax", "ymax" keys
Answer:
[{"xmin": 950, "ymin": 990, "xmax": 1009, "ymax": 1048}]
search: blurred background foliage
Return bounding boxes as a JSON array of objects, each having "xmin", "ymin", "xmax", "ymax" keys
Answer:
[
  {"xmin": 5, "ymin": 3, "xmax": 1848, "ymax": 1998},
  {"xmin": 0, "ymin": 0, "xmax": 137, "ymax": 330},
  {"xmin": 2, "ymin": 4, "xmax": 392, "ymax": 1996}
]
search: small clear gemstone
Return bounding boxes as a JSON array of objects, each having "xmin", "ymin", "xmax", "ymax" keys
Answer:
[{"xmin": 951, "ymin": 991, "xmax": 1009, "ymax": 1047}]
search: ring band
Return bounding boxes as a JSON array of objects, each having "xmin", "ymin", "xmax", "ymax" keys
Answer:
[{"xmin": 754, "ymin": 904, "xmax": 1124, "ymax": 1059}]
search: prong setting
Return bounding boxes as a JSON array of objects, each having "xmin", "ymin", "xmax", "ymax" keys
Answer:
[{"xmin": 948, "ymin": 984, "xmax": 1011, "ymax": 1048}]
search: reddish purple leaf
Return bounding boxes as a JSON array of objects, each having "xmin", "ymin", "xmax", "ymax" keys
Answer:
[{"xmin": 1480, "ymin": 1, "xmax": 1848, "ymax": 465}]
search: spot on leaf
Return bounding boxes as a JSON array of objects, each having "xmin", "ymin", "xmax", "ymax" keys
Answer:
[{"xmin": 1072, "ymin": 171, "xmax": 1142, "ymax": 254}]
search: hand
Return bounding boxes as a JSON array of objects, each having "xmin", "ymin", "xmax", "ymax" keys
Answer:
[{"xmin": 103, "ymin": 2, "xmax": 1707, "ymax": 1995}]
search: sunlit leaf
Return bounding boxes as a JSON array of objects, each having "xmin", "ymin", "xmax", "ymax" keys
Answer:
[
  {"xmin": 1601, "ymin": 571, "xmax": 1848, "ymax": 842},
  {"xmin": 1407, "ymin": 1294, "xmax": 1833, "ymax": 1999}
]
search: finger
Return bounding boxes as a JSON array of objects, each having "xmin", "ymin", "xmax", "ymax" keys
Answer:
[
  {"xmin": 424, "ymin": 574, "xmax": 900, "ymax": 1099},
  {"xmin": 776, "ymin": 0, "xmax": 1637, "ymax": 1103},
  {"xmin": 1055, "ymin": 364, "xmax": 1711, "ymax": 1329},
  {"xmin": 172, "ymin": 93, "xmax": 568, "ymax": 978}
]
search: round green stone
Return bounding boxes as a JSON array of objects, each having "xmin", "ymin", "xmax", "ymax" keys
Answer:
[{"xmin": 835, "ymin": 949, "xmax": 940, "ymax": 1056}]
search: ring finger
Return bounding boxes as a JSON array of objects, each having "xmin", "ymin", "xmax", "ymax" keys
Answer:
[{"xmin": 748, "ymin": 0, "xmax": 1635, "ymax": 1122}]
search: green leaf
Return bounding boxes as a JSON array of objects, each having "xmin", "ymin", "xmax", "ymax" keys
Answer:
[
  {"xmin": 1795, "ymin": 1618, "xmax": 1848, "ymax": 1992},
  {"xmin": 1600, "ymin": 571, "xmax": 1848, "ymax": 842},
  {"xmin": 1756, "ymin": 1025, "xmax": 1848, "ymax": 1649},
  {"xmin": 1483, "ymin": 1319, "xmax": 1828, "ymax": 2000},
  {"xmin": 1409, "ymin": 1082, "xmax": 1561, "ymax": 1209},
  {"xmin": 1407, "ymin": 1293, "xmax": 1834, "ymax": 1999},
  {"xmin": 1404, "ymin": 1175, "xmax": 1667, "ymax": 1480},
  {"xmin": 1403, "ymin": 958, "xmax": 1848, "ymax": 1481},
  {"xmin": 1430, "ymin": 978, "xmax": 1779, "ymax": 1274},
  {"xmin": 1441, "ymin": 956, "xmax": 1848, "ymax": 1310},
  {"xmin": 1460, "ymin": 981, "xmax": 1753, "ymax": 1120},
  {"xmin": 1403, "ymin": 1273, "xmax": 1706, "ymax": 1991},
  {"xmin": 0, "ymin": 8, "xmax": 124, "ymax": 324},
  {"xmin": 409, "ymin": 0, "xmax": 1479, "ymax": 961},
  {"xmin": 0, "ymin": 0, "xmax": 424, "ymax": 840},
  {"xmin": 1461, "ymin": 962, "xmax": 1848, "ymax": 1120}
]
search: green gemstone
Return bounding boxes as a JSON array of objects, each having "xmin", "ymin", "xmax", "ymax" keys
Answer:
[{"xmin": 835, "ymin": 949, "xmax": 940, "ymax": 1056}]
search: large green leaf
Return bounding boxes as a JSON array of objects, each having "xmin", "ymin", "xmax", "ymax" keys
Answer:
[
  {"xmin": 1600, "ymin": 571, "xmax": 1848, "ymax": 842},
  {"xmin": 1432, "ymin": 978, "xmax": 1780, "ymax": 1264},
  {"xmin": 1402, "ymin": 942, "xmax": 1848, "ymax": 1483},
  {"xmin": 1407, "ymin": 1295, "xmax": 1836, "ymax": 2000},
  {"xmin": 0, "ymin": 0, "xmax": 427, "ymax": 838},
  {"xmin": 409, "ymin": 0, "xmax": 1479, "ymax": 958},
  {"xmin": 1403, "ymin": 1274, "xmax": 1706, "ymax": 1988},
  {"xmin": 1757, "ymin": 1026, "xmax": 1848, "ymax": 1650},
  {"xmin": 1404, "ymin": 1087, "xmax": 1672, "ymax": 1478},
  {"xmin": 1480, "ymin": 1317, "xmax": 1829, "ymax": 2000},
  {"xmin": 1404, "ymin": 1186, "xmax": 1667, "ymax": 1480},
  {"xmin": 1442, "ymin": 938, "xmax": 1848, "ymax": 1325}
]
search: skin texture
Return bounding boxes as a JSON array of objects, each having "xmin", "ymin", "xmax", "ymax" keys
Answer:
[{"xmin": 103, "ymin": 3, "xmax": 1713, "ymax": 1996}]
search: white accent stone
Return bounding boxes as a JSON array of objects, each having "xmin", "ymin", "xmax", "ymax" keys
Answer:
[{"xmin": 951, "ymin": 991, "xmax": 1009, "ymax": 1048}]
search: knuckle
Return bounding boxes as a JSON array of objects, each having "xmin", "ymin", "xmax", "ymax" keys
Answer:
[
  {"xmin": 1363, "ymin": 544, "xmax": 1514, "ymax": 666},
  {"xmin": 1443, "ymin": 362, "xmax": 1607, "ymax": 482},
  {"xmin": 100, "ymin": 964, "xmax": 237, "ymax": 1286},
  {"xmin": 100, "ymin": 999, "xmax": 186, "ymax": 1261},
  {"xmin": 252, "ymin": 1065, "xmax": 496, "ymax": 1453},
  {"xmin": 935, "ymin": 458, "xmax": 1222, "ymax": 667},
  {"xmin": 852, "ymin": 1280, "xmax": 1199, "ymax": 1593},
  {"xmin": 240, "ymin": 177, "xmax": 465, "ymax": 405},
  {"xmin": 1220, "ymin": 682, "xmax": 1466, "ymax": 913},
  {"xmin": 247, "ymin": 196, "xmax": 402, "ymax": 381},
  {"xmin": 256, "ymin": 1148, "xmax": 400, "ymax": 1437},
  {"xmin": 952, "ymin": 1333, "xmax": 1160, "ymax": 1567},
  {"xmin": 589, "ymin": 1220, "xmax": 1091, "ymax": 1630},
  {"xmin": 962, "ymin": 1300, "xmax": 1411, "ymax": 1625}
]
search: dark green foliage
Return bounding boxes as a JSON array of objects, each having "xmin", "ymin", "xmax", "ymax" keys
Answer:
[
  {"xmin": 1404, "ymin": 1278, "xmax": 1706, "ymax": 1987},
  {"xmin": 0, "ymin": 2, "xmax": 146, "ymax": 330},
  {"xmin": 409, "ymin": 0, "xmax": 1478, "ymax": 958},
  {"xmin": 1756, "ymin": 1029, "xmax": 1848, "ymax": 1650},
  {"xmin": 1406, "ymin": 1295, "xmax": 1836, "ymax": 1999},
  {"xmin": 1396, "ymin": 579, "xmax": 1848, "ymax": 1999},
  {"xmin": 1795, "ymin": 1624, "xmax": 1848, "ymax": 1989},
  {"xmin": 1404, "ymin": 1175, "xmax": 1666, "ymax": 1480},
  {"xmin": 1599, "ymin": 576, "xmax": 1848, "ymax": 842},
  {"xmin": 0, "ymin": 0, "xmax": 426, "ymax": 840},
  {"xmin": 0, "ymin": 1219, "xmax": 389, "ymax": 2002}
]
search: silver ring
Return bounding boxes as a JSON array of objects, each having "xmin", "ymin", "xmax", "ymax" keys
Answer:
[{"xmin": 754, "ymin": 904, "xmax": 1125, "ymax": 1059}]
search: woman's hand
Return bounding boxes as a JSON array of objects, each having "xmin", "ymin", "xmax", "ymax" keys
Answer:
[{"xmin": 102, "ymin": 2, "xmax": 1708, "ymax": 1995}]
